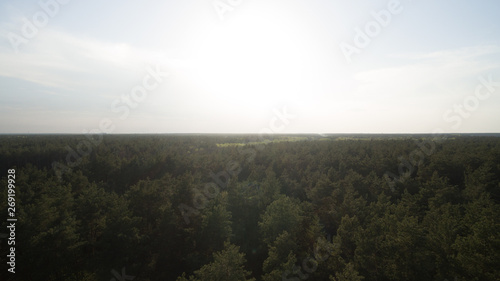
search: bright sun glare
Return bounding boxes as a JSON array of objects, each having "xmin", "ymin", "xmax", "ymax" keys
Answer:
[{"xmin": 186, "ymin": 8, "xmax": 323, "ymax": 110}]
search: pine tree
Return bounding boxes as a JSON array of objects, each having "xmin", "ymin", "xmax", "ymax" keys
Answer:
[
  {"xmin": 178, "ymin": 241, "xmax": 255, "ymax": 281},
  {"xmin": 259, "ymin": 195, "xmax": 303, "ymax": 245}
]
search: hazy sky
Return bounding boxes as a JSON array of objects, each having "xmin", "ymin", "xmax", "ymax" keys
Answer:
[{"xmin": 1, "ymin": 0, "xmax": 500, "ymax": 134}]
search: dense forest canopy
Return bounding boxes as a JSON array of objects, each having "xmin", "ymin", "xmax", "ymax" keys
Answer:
[{"xmin": 1, "ymin": 134, "xmax": 499, "ymax": 281}]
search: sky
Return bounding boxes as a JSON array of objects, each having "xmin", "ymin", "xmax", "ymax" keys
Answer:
[{"xmin": 1, "ymin": 0, "xmax": 500, "ymax": 134}]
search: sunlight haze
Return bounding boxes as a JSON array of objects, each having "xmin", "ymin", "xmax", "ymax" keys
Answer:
[{"xmin": 1, "ymin": 0, "xmax": 500, "ymax": 134}]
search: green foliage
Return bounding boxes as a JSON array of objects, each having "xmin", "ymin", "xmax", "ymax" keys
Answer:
[
  {"xmin": 1, "ymin": 134, "xmax": 499, "ymax": 280},
  {"xmin": 330, "ymin": 263, "xmax": 364, "ymax": 281},
  {"xmin": 453, "ymin": 193, "xmax": 500, "ymax": 280},
  {"xmin": 259, "ymin": 195, "xmax": 303, "ymax": 245},
  {"xmin": 181, "ymin": 241, "xmax": 255, "ymax": 281},
  {"xmin": 262, "ymin": 252, "xmax": 297, "ymax": 281},
  {"xmin": 262, "ymin": 231, "xmax": 297, "ymax": 274}
]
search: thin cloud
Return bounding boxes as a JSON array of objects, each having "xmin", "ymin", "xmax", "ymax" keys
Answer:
[
  {"xmin": 388, "ymin": 45, "xmax": 500, "ymax": 61},
  {"xmin": 0, "ymin": 28, "xmax": 181, "ymax": 93},
  {"xmin": 355, "ymin": 46, "xmax": 500, "ymax": 100}
]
